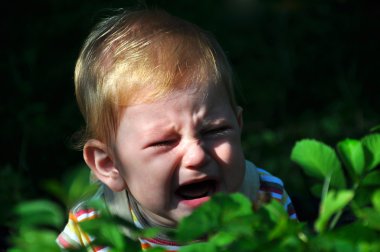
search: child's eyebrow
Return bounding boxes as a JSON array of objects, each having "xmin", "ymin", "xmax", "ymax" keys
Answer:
[
  {"xmin": 200, "ymin": 117, "xmax": 229, "ymax": 127},
  {"xmin": 143, "ymin": 124, "xmax": 174, "ymax": 134}
]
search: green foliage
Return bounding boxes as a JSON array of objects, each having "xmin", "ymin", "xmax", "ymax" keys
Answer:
[
  {"xmin": 361, "ymin": 134, "xmax": 380, "ymax": 171},
  {"xmin": 3, "ymin": 3, "xmax": 379, "ymax": 251},
  {"xmin": 8, "ymin": 129, "xmax": 380, "ymax": 251},
  {"xmin": 337, "ymin": 139, "xmax": 366, "ymax": 179},
  {"xmin": 315, "ymin": 190, "xmax": 354, "ymax": 233},
  {"xmin": 291, "ymin": 131, "xmax": 380, "ymax": 235},
  {"xmin": 176, "ymin": 193, "xmax": 253, "ymax": 243},
  {"xmin": 8, "ymin": 168, "xmax": 92, "ymax": 252},
  {"xmin": 174, "ymin": 195, "xmax": 302, "ymax": 252},
  {"xmin": 43, "ymin": 166, "xmax": 100, "ymax": 208},
  {"xmin": 9, "ymin": 200, "xmax": 64, "ymax": 252},
  {"xmin": 79, "ymin": 214, "xmax": 141, "ymax": 252},
  {"xmin": 291, "ymin": 139, "xmax": 346, "ymax": 189},
  {"xmin": 9, "ymin": 229, "xmax": 62, "ymax": 252},
  {"xmin": 78, "ymin": 199, "xmax": 161, "ymax": 252},
  {"xmin": 13, "ymin": 200, "xmax": 64, "ymax": 228},
  {"xmin": 3, "ymin": 1, "xmax": 379, "ymax": 250}
]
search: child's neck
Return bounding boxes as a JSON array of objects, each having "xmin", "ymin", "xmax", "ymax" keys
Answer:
[{"xmin": 128, "ymin": 192, "xmax": 176, "ymax": 240}]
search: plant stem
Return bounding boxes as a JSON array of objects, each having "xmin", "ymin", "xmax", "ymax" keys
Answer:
[
  {"xmin": 329, "ymin": 182, "xmax": 359, "ymax": 230},
  {"xmin": 329, "ymin": 210, "xmax": 343, "ymax": 230},
  {"xmin": 321, "ymin": 175, "xmax": 331, "ymax": 203}
]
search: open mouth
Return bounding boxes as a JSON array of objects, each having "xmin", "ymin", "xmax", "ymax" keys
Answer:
[{"xmin": 175, "ymin": 179, "xmax": 217, "ymax": 200}]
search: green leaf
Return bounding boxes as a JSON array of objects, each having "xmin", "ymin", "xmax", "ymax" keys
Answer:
[
  {"xmin": 331, "ymin": 239, "xmax": 357, "ymax": 252},
  {"xmin": 330, "ymin": 222, "xmax": 379, "ymax": 243},
  {"xmin": 354, "ymin": 188, "xmax": 375, "ymax": 208},
  {"xmin": 220, "ymin": 215, "xmax": 255, "ymax": 237},
  {"xmin": 13, "ymin": 200, "xmax": 64, "ymax": 228},
  {"xmin": 372, "ymin": 190, "xmax": 380, "ymax": 212},
  {"xmin": 315, "ymin": 190, "xmax": 354, "ymax": 233},
  {"xmin": 209, "ymin": 231, "xmax": 237, "ymax": 247},
  {"xmin": 357, "ymin": 208, "xmax": 380, "ymax": 231},
  {"xmin": 42, "ymin": 180, "xmax": 67, "ymax": 204},
  {"xmin": 359, "ymin": 242, "xmax": 380, "ymax": 252},
  {"xmin": 180, "ymin": 242, "xmax": 217, "ymax": 252},
  {"xmin": 140, "ymin": 227, "xmax": 161, "ymax": 239},
  {"xmin": 10, "ymin": 228, "xmax": 62, "ymax": 252},
  {"xmin": 79, "ymin": 216, "xmax": 142, "ymax": 251},
  {"xmin": 361, "ymin": 134, "xmax": 380, "ymax": 170},
  {"xmin": 291, "ymin": 139, "xmax": 346, "ymax": 188},
  {"xmin": 310, "ymin": 184, "xmax": 323, "ymax": 198},
  {"xmin": 78, "ymin": 199, "xmax": 141, "ymax": 251},
  {"xmin": 219, "ymin": 193, "xmax": 253, "ymax": 221},
  {"xmin": 263, "ymin": 199, "xmax": 288, "ymax": 222},
  {"xmin": 337, "ymin": 139, "xmax": 365, "ymax": 178},
  {"xmin": 67, "ymin": 168, "xmax": 100, "ymax": 207},
  {"xmin": 176, "ymin": 193, "xmax": 252, "ymax": 243},
  {"xmin": 263, "ymin": 200, "xmax": 291, "ymax": 240},
  {"xmin": 361, "ymin": 170, "xmax": 380, "ymax": 186},
  {"xmin": 146, "ymin": 248, "xmax": 166, "ymax": 252},
  {"xmin": 176, "ymin": 198, "xmax": 221, "ymax": 242}
]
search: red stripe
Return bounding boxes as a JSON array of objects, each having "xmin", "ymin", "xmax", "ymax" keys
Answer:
[
  {"xmin": 288, "ymin": 208, "xmax": 296, "ymax": 216},
  {"xmin": 57, "ymin": 234, "xmax": 71, "ymax": 248},
  {"xmin": 260, "ymin": 185, "xmax": 283, "ymax": 195},
  {"xmin": 94, "ymin": 246, "xmax": 107, "ymax": 251},
  {"xmin": 143, "ymin": 237, "xmax": 179, "ymax": 246},
  {"xmin": 74, "ymin": 209, "xmax": 97, "ymax": 218}
]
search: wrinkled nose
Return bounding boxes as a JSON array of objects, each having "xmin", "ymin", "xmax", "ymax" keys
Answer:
[{"xmin": 182, "ymin": 140, "xmax": 207, "ymax": 169}]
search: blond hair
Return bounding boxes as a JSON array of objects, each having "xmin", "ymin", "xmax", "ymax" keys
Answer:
[{"xmin": 74, "ymin": 9, "xmax": 236, "ymax": 148}]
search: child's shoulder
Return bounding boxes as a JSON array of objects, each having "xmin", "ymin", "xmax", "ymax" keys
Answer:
[
  {"xmin": 256, "ymin": 167, "xmax": 297, "ymax": 219},
  {"xmin": 56, "ymin": 186, "xmax": 105, "ymax": 250},
  {"xmin": 256, "ymin": 167, "xmax": 285, "ymax": 187},
  {"xmin": 244, "ymin": 160, "xmax": 284, "ymax": 188}
]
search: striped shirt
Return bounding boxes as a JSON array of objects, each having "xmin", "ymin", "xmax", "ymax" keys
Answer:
[{"xmin": 57, "ymin": 162, "xmax": 297, "ymax": 251}]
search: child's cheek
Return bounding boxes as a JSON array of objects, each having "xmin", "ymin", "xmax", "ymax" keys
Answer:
[
  {"xmin": 215, "ymin": 135, "xmax": 241, "ymax": 155},
  {"xmin": 212, "ymin": 142, "xmax": 237, "ymax": 165}
]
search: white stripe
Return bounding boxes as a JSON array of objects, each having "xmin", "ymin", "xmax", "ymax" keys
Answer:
[
  {"xmin": 63, "ymin": 225, "xmax": 81, "ymax": 244},
  {"xmin": 76, "ymin": 210, "xmax": 97, "ymax": 222}
]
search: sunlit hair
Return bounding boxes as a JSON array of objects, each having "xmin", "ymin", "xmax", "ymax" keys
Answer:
[{"xmin": 74, "ymin": 9, "xmax": 236, "ymax": 148}]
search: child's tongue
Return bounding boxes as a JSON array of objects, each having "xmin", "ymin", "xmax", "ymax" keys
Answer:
[{"xmin": 176, "ymin": 180, "xmax": 215, "ymax": 199}]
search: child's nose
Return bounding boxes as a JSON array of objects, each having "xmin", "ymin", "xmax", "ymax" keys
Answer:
[{"xmin": 182, "ymin": 140, "xmax": 207, "ymax": 169}]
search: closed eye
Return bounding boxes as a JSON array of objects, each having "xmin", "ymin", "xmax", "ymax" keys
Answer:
[
  {"xmin": 149, "ymin": 139, "xmax": 178, "ymax": 148},
  {"xmin": 202, "ymin": 126, "xmax": 231, "ymax": 136}
]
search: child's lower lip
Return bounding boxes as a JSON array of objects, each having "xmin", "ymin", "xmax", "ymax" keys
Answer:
[{"xmin": 179, "ymin": 196, "xmax": 211, "ymax": 208}]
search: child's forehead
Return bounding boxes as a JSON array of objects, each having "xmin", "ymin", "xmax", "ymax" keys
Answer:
[
  {"xmin": 125, "ymin": 81, "xmax": 218, "ymax": 106},
  {"xmin": 120, "ymin": 84, "xmax": 232, "ymax": 126}
]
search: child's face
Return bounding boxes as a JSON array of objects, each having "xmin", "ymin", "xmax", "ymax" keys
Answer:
[{"xmin": 113, "ymin": 85, "xmax": 245, "ymax": 227}]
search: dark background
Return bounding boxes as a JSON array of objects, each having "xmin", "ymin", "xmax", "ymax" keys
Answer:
[{"xmin": 1, "ymin": 0, "xmax": 379, "ymax": 232}]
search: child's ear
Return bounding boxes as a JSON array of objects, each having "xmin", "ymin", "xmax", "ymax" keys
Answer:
[
  {"xmin": 236, "ymin": 106, "xmax": 243, "ymax": 130},
  {"xmin": 83, "ymin": 139, "xmax": 127, "ymax": 192}
]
